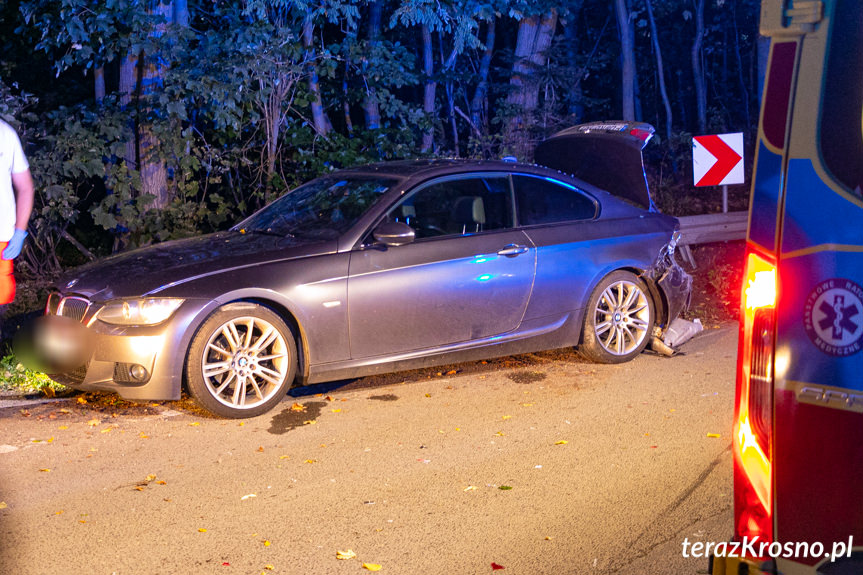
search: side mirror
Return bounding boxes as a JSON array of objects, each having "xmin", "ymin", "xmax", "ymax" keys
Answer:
[{"xmin": 373, "ymin": 221, "xmax": 416, "ymax": 247}]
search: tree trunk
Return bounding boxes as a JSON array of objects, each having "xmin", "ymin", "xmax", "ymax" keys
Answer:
[
  {"xmin": 469, "ymin": 18, "xmax": 495, "ymax": 133},
  {"xmin": 756, "ymin": 36, "xmax": 770, "ymax": 106},
  {"xmin": 563, "ymin": 6, "xmax": 584, "ymax": 121},
  {"xmin": 119, "ymin": 52, "xmax": 140, "ymax": 172},
  {"xmin": 95, "ymin": 66, "xmax": 106, "ymax": 104},
  {"xmin": 731, "ymin": 1, "xmax": 751, "ymax": 130},
  {"xmin": 504, "ymin": 10, "xmax": 558, "ymax": 159},
  {"xmin": 303, "ymin": 21, "xmax": 332, "ymax": 136},
  {"xmin": 691, "ymin": 0, "xmax": 707, "ymax": 134},
  {"xmin": 645, "ymin": 0, "xmax": 672, "ymax": 140},
  {"xmin": 172, "ymin": 0, "xmax": 189, "ymax": 27},
  {"xmin": 363, "ymin": 1, "xmax": 382, "ymax": 130},
  {"xmin": 421, "ymin": 24, "xmax": 435, "ymax": 153},
  {"xmin": 139, "ymin": 0, "xmax": 172, "ymax": 210},
  {"xmin": 615, "ymin": 0, "xmax": 635, "ymax": 121}
]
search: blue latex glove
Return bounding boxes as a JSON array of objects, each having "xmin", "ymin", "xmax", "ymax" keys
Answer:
[{"xmin": 2, "ymin": 228, "xmax": 27, "ymax": 260}]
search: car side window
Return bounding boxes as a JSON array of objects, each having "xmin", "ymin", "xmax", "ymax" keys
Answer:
[
  {"xmin": 513, "ymin": 175, "xmax": 597, "ymax": 226},
  {"xmin": 386, "ymin": 176, "xmax": 513, "ymax": 239}
]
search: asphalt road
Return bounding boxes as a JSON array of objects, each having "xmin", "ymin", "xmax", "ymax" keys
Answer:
[{"xmin": 0, "ymin": 325, "xmax": 737, "ymax": 575}]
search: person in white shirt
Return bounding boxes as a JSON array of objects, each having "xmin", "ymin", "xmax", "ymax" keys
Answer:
[{"xmin": 0, "ymin": 118, "xmax": 34, "ymax": 308}]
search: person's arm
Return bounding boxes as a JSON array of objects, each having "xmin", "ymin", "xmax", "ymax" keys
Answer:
[
  {"xmin": 2, "ymin": 169, "xmax": 34, "ymax": 260},
  {"xmin": 11, "ymin": 169, "xmax": 34, "ymax": 231}
]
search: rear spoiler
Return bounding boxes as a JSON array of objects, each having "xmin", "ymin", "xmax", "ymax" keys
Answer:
[{"xmin": 534, "ymin": 121, "xmax": 656, "ymax": 211}]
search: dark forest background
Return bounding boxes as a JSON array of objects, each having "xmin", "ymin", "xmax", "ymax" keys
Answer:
[{"xmin": 0, "ymin": 0, "xmax": 765, "ymax": 291}]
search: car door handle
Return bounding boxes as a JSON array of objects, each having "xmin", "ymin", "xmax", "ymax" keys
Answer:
[{"xmin": 497, "ymin": 244, "xmax": 529, "ymax": 256}]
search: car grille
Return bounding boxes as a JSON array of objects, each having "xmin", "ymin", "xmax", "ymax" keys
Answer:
[
  {"xmin": 56, "ymin": 296, "xmax": 90, "ymax": 323},
  {"xmin": 65, "ymin": 362, "xmax": 89, "ymax": 383}
]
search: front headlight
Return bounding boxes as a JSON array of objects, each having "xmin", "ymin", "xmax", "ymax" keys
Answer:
[{"xmin": 97, "ymin": 298, "xmax": 185, "ymax": 326}]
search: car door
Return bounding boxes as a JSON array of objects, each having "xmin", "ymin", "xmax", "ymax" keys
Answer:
[
  {"xmin": 347, "ymin": 173, "xmax": 536, "ymax": 358},
  {"xmin": 511, "ymin": 174, "xmax": 606, "ymax": 322}
]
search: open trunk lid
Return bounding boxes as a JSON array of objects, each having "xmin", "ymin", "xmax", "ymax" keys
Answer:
[{"xmin": 534, "ymin": 121, "xmax": 656, "ymax": 211}]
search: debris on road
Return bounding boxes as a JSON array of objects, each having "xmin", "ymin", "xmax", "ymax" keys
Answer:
[{"xmin": 663, "ymin": 318, "xmax": 704, "ymax": 348}]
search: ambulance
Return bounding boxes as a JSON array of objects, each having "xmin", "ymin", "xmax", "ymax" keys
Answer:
[{"xmin": 710, "ymin": 1, "xmax": 862, "ymax": 573}]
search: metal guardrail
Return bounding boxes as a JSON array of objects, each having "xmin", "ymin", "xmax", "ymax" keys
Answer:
[
  {"xmin": 675, "ymin": 210, "xmax": 748, "ymax": 267},
  {"xmin": 677, "ymin": 211, "xmax": 748, "ymax": 245}
]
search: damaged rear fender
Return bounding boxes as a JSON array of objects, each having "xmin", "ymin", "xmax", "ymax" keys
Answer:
[{"xmin": 641, "ymin": 234, "xmax": 693, "ymax": 334}]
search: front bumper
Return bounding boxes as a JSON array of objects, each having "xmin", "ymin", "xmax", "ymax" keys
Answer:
[{"xmin": 46, "ymin": 296, "xmax": 213, "ymax": 401}]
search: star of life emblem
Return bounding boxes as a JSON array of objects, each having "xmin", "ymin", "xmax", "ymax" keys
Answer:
[{"xmin": 803, "ymin": 278, "xmax": 863, "ymax": 357}]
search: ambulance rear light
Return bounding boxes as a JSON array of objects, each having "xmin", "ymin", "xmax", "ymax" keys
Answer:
[{"xmin": 734, "ymin": 249, "xmax": 776, "ymax": 543}]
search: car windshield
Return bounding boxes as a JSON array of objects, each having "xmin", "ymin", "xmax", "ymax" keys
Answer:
[{"xmin": 235, "ymin": 176, "xmax": 396, "ymax": 239}]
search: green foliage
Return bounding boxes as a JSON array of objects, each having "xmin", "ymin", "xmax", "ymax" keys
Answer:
[{"xmin": 0, "ymin": 353, "xmax": 65, "ymax": 396}]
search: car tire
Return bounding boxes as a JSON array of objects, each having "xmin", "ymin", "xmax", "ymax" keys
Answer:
[
  {"xmin": 186, "ymin": 303, "xmax": 297, "ymax": 418},
  {"xmin": 579, "ymin": 270, "xmax": 654, "ymax": 364}
]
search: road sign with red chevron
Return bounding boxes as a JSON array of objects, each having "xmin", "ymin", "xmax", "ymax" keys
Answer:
[{"xmin": 693, "ymin": 132, "xmax": 744, "ymax": 187}]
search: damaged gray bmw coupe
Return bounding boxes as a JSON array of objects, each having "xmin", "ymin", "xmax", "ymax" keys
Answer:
[{"xmin": 44, "ymin": 121, "xmax": 691, "ymax": 418}]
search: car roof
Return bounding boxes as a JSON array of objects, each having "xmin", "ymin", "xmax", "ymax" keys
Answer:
[{"xmin": 334, "ymin": 158, "xmax": 541, "ymax": 179}]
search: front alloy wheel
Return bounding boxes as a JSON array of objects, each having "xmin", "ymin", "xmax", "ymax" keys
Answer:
[
  {"xmin": 580, "ymin": 270, "xmax": 654, "ymax": 363},
  {"xmin": 187, "ymin": 304, "xmax": 297, "ymax": 418}
]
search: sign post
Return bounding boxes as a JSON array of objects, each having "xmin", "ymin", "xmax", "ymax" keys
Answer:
[{"xmin": 693, "ymin": 132, "xmax": 745, "ymax": 213}]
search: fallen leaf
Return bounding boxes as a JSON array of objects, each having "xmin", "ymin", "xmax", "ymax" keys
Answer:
[
  {"xmin": 425, "ymin": 393, "xmax": 432, "ymax": 397},
  {"xmin": 238, "ymin": 422, "xmax": 246, "ymax": 426},
  {"xmin": 257, "ymin": 446, "xmax": 265, "ymax": 452},
  {"xmin": 100, "ymin": 427, "xmax": 113, "ymax": 434},
  {"xmin": 134, "ymin": 486, "xmax": 145, "ymax": 492},
  {"xmin": 336, "ymin": 549, "xmax": 357, "ymax": 560},
  {"xmin": 0, "ymin": 502, "xmax": 6, "ymax": 509},
  {"xmin": 491, "ymin": 562, "xmax": 505, "ymax": 570},
  {"xmin": 59, "ymin": 409, "xmax": 70, "ymax": 414},
  {"xmin": 362, "ymin": 563, "xmax": 382, "ymax": 571},
  {"xmin": 241, "ymin": 494, "xmax": 257, "ymax": 501},
  {"xmin": 545, "ymin": 536, "xmax": 553, "ymax": 541},
  {"xmin": 263, "ymin": 565, "xmax": 274, "ymax": 570},
  {"xmin": 77, "ymin": 397, "xmax": 88, "ymax": 404},
  {"xmin": 263, "ymin": 540, "xmax": 271, "ymax": 547},
  {"xmin": 58, "ymin": 426, "xmax": 69, "ymax": 430},
  {"xmin": 495, "ymin": 431, "xmax": 505, "ymax": 436},
  {"xmin": 279, "ymin": 455, "xmax": 290, "ymax": 460},
  {"xmin": 198, "ymin": 528, "xmax": 207, "ymax": 533},
  {"xmin": 303, "ymin": 420, "xmax": 317, "ymax": 425},
  {"xmin": 706, "ymin": 433, "xmax": 721, "ymax": 438},
  {"xmin": 189, "ymin": 422, "xmax": 201, "ymax": 427},
  {"xmin": 499, "ymin": 485, "xmax": 513, "ymax": 491},
  {"xmin": 446, "ymin": 370, "xmax": 457, "ymax": 375},
  {"xmin": 222, "ymin": 563, "xmax": 230, "ymax": 566},
  {"xmin": 521, "ymin": 403, "xmax": 533, "ymax": 407},
  {"xmin": 304, "ymin": 459, "xmax": 317, "ymax": 464},
  {"xmin": 54, "ymin": 510, "xmax": 63, "ymax": 515},
  {"xmin": 39, "ymin": 468, "xmax": 51, "ymax": 473},
  {"xmin": 331, "ymin": 409, "xmax": 341, "ymax": 413},
  {"xmin": 325, "ymin": 395, "xmax": 334, "ymax": 402},
  {"xmin": 554, "ymin": 440, "xmax": 568, "ymax": 445},
  {"xmin": 290, "ymin": 403, "xmax": 306, "ymax": 412},
  {"xmin": 87, "ymin": 419, "xmax": 100, "ymax": 427},
  {"xmin": 145, "ymin": 474, "xmax": 156, "ymax": 482},
  {"xmin": 156, "ymin": 481, "xmax": 167, "ymax": 485},
  {"xmin": 139, "ymin": 433, "xmax": 149, "ymax": 439},
  {"xmin": 464, "ymin": 486, "xmax": 477, "ymax": 492}
]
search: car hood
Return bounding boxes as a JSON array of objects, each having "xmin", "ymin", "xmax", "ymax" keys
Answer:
[
  {"xmin": 57, "ymin": 232, "xmax": 334, "ymax": 300},
  {"xmin": 534, "ymin": 121, "xmax": 656, "ymax": 211}
]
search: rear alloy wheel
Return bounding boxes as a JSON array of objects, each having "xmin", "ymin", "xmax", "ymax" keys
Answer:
[
  {"xmin": 580, "ymin": 271, "xmax": 654, "ymax": 364},
  {"xmin": 186, "ymin": 304, "xmax": 297, "ymax": 418}
]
